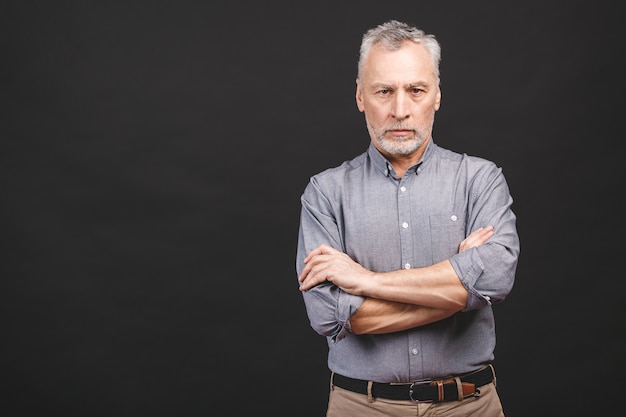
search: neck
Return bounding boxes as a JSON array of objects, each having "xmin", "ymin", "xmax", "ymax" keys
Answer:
[{"xmin": 375, "ymin": 139, "xmax": 429, "ymax": 178}]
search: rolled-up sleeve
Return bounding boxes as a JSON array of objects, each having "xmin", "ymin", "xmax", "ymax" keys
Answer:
[
  {"xmin": 449, "ymin": 164, "xmax": 520, "ymax": 311},
  {"xmin": 296, "ymin": 177, "xmax": 365, "ymax": 342}
]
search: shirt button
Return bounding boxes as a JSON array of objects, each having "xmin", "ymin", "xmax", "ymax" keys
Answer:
[
  {"xmin": 411, "ymin": 348, "xmax": 419, "ymax": 355},
  {"xmin": 402, "ymin": 222, "xmax": 408, "ymax": 228},
  {"xmin": 400, "ymin": 186, "xmax": 406, "ymax": 192},
  {"xmin": 451, "ymin": 215, "xmax": 457, "ymax": 221},
  {"xmin": 404, "ymin": 263, "xmax": 411, "ymax": 269}
]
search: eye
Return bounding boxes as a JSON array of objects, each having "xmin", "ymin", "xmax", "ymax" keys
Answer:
[
  {"xmin": 410, "ymin": 87, "xmax": 424, "ymax": 95},
  {"xmin": 377, "ymin": 89, "xmax": 392, "ymax": 96}
]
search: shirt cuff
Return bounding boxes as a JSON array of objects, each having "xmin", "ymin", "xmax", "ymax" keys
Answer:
[{"xmin": 331, "ymin": 291, "xmax": 364, "ymax": 342}]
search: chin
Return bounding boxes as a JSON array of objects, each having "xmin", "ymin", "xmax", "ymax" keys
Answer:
[{"xmin": 378, "ymin": 137, "xmax": 423, "ymax": 155}]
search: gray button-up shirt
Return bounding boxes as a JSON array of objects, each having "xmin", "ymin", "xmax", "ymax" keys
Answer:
[{"xmin": 296, "ymin": 140, "xmax": 520, "ymax": 382}]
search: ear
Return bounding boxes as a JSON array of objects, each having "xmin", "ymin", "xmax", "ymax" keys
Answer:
[
  {"xmin": 355, "ymin": 78, "xmax": 365, "ymax": 113},
  {"xmin": 434, "ymin": 85, "xmax": 442, "ymax": 111}
]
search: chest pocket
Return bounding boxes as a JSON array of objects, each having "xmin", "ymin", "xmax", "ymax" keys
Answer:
[{"xmin": 428, "ymin": 213, "xmax": 465, "ymax": 262}]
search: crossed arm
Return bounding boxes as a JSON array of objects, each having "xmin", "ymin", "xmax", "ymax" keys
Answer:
[{"xmin": 298, "ymin": 226, "xmax": 494, "ymax": 335}]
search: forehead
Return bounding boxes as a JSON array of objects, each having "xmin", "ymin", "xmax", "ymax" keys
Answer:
[{"xmin": 362, "ymin": 41, "xmax": 437, "ymax": 85}]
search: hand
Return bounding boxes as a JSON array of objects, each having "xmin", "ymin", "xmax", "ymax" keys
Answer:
[
  {"xmin": 298, "ymin": 244, "xmax": 374, "ymax": 292},
  {"xmin": 459, "ymin": 226, "xmax": 494, "ymax": 253},
  {"xmin": 299, "ymin": 226, "xmax": 494, "ymax": 292}
]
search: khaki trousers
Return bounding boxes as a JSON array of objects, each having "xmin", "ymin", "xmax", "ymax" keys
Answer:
[{"xmin": 326, "ymin": 378, "xmax": 505, "ymax": 417}]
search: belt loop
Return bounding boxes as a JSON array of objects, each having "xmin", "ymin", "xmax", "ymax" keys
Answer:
[
  {"xmin": 330, "ymin": 371, "xmax": 335, "ymax": 391},
  {"xmin": 488, "ymin": 364, "xmax": 497, "ymax": 387},
  {"xmin": 454, "ymin": 376, "xmax": 463, "ymax": 401},
  {"xmin": 367, "ymin": 381, "xmax": 374, "ymax": 402},
  {"xmin": 436, "ymin": 380, "xmax": 444, "ymax": 401}
]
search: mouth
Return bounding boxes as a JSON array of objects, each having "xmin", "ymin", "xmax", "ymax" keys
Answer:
[{"xmin": 387, "ymin": 129, "xmax": 414, "ymax": 138}]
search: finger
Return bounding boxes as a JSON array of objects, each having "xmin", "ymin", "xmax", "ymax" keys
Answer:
[
  {"xmin": 303, "ymin": 247, "xmax": 321, "ymax": 264},
  {"xmin": 462, "ymin": 232, "xmax": 480, "ymax": 247},
  {"xmin": 299, "ymin": 253, "xmax": 331, "ymax": 284},
  {"xmin": 480, "ymin": 225, "xmax": 493, "ymax": 233},
  {"xmin": 477, "ymin": 226, "xmax": 494, "ymax": 241},
  {"xmin": 299, "ymin": 256, "xmax": 319, "ymax": 282},
  {"xmin": 303, "ymin": 244, "xmax": 337, "ymax": 263},
  {"xmin": 468, "ymin": 226, "xmax": 494, "ymax": 246},
  {"xmin": 299, "ymin": 263, "xmax": 327, "ymax": 291},
  {"xmin": 460, "ymin": 226, "xmax": 495, "ymax": 252}
]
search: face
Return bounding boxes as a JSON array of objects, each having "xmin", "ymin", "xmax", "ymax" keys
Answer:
[{"xmin": 356, "ymin": 41, "xmax": 442, "ymax": 157}]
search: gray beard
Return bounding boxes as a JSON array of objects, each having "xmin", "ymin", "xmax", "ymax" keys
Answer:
[
  {"xmin": 375, "ymin": 133, "xmax": 425, "ymax": 155},
  {"xmin": 368, "ymin": 122, "xmax": 433, "ymax": 156}
]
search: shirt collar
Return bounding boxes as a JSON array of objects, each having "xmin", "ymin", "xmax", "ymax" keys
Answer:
[{"xmin": 367, "ymin": 139, "xmax": 435, "ymax": 177}]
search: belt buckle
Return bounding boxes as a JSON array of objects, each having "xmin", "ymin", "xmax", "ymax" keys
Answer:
[{"xmin": 409, "ymin": 378, "xmax": 433, "ymax": 403}]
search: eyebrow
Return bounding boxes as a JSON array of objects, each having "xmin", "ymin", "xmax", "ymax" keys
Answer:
[
  {"xmin": 406, "ymin": 81, "xmax": 429, "ymax": 88},
  {"xmin": 371, "ymin": 81, "xmax": 430, "ymax": 89}
]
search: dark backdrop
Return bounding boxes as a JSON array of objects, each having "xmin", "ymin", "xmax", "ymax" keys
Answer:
[{"xmin": 3, "ymin": 1, "xmax": 624, "ymax": 416}]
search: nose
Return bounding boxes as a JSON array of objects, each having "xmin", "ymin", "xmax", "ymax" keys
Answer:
[{"xmin": 391, "ymin": 92, "xmax": 410, "ymax": 120}]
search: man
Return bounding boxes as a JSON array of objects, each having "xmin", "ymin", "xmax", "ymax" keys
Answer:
[{"xmin": 296, "ymin": 20, "xmax": 520, "ymax": 417}]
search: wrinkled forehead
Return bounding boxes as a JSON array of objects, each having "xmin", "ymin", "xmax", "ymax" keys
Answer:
[{"xmin": 361, "ymin": 41, "xmax": 438, "ymax": 85}]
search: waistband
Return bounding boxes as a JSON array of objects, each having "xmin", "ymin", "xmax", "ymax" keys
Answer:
[{"xmin": 331, "ymin": 364, "xmax": 495, "ymax": 403}]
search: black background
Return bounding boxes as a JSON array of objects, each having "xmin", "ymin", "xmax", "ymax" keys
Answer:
[{"xmin": 3, "ymin": 1, "xmax": 625, "ymax": 416}]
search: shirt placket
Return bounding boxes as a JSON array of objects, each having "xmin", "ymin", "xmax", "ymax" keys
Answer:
[{"xmin": 397, "ymin": 172, "xmax": 423, "ymax": 378}]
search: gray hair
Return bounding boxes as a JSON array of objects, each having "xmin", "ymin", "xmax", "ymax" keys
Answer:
[{"xmin": 357, "ymin": 20, "xmax": 441, "ymax": 81}]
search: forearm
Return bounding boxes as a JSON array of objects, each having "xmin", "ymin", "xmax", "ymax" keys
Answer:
[
  {"xmin": 361, "ymin": 259, "xmax": 469, "ymax": 310},
  {"xmin": 299, "ymin": 230, "xmax": 492, "ymax": 315},
  {"xmin": 350, "ymin": 297, "xmax": 457, "ymax": 334}
]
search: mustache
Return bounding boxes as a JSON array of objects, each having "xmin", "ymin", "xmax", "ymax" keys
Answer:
[{"xmin": 385, "ymin": 123, "xmax": 416, "ymax": 131}]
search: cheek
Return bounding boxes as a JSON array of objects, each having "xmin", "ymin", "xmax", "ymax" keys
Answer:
[
  {"xmin": 364, "ymin": 104, "xmax": 388, "ymax": 122},
  {"xmin": 417, "ymin": 102, "xmax": 438, "ymax": 118}
]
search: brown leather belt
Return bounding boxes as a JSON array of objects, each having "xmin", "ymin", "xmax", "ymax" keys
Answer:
[{"xmin": 331, "ymin": 365, "xmax": 494, "ymax": 403}]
